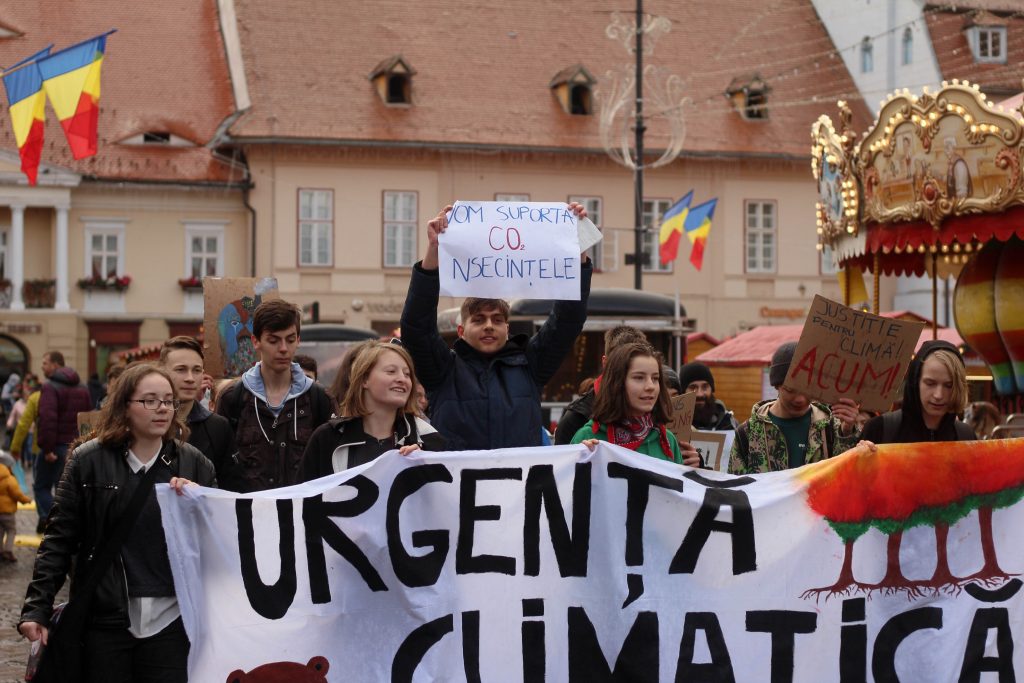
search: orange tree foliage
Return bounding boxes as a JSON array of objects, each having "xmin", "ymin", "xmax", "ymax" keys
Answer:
[{"xmin": 800, "ymin": 438, "xmax": 1024, "ymax": 542}]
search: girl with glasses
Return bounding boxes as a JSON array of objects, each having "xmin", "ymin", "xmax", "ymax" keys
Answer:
[{"xmin": 19, "ymin": 363, "xmax": 216, "ymax": 682}]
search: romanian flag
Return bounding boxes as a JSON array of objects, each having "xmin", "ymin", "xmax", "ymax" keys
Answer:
[
  {"xmin": 37, "ymin": 32, "xmax": 112, "ymax": 160},
  {"xmin": 2, "ymin": 47, "xmax": 52, "ymax": 185},
  {"xmin": 684, "ymin": 198, "xmax": 717, "ymax": 271},
  {"xmin": 657, "ymin": 191, "xmax": 693, "ymax": 265}
]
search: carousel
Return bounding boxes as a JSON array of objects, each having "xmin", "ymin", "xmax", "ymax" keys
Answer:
[{"xmin": 812, "ymin": 80, "xmax": 1024, "ymax": 420}]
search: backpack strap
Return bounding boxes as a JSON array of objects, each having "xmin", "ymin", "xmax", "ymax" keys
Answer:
[
  {"xmin": 882, "ymin": 410, "xmax": 902, "ymax": 443},
  {"xmin": 220, "ymin": 381, "xmax": 244, "ymax": 432}
]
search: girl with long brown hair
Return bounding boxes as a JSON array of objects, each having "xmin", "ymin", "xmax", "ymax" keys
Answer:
[
  {"xmin": 299, "ymin": 341, "xmax": 444, "ymax": 480},
  {"xmin": 571, "ymin": 342, "xmax": 700, "ymax": 466},
  {"xmin": 19, "ymin": 363, "xmax": 216, "ymax": 682}
]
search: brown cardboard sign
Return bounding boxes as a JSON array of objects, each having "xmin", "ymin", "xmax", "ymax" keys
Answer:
[
  {"xmin": 668, "ymin": 391, "xmax": 696, "ymax": 445},
  {"xmin": 77, "ymin": 410, "xmax": 102, "ymax": 439},
  {"xmin": 203, "ymin": 277, "xmax": 280, "ymax": 379},
  {"xmin": 787, "ymin": 295, "xmax": 925, "ymax": 412}
]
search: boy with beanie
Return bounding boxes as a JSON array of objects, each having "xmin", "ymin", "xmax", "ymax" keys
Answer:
[
  {"xmin": 729, "ymin": 341, "xmax": 859, "ymax": 474},
  {"xmin": 678, "ymin": 361, "xmax": 738, "ymax": 431}
]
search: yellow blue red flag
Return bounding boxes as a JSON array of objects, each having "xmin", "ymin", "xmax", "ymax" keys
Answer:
[
  {"xmin": 2, "ymin": 46, "xmax": 52, "ymax": 185},
  {"xmin": 657, "ymin": 191, "xmax": 693, "ymax": 265},
  {"xmin": 684, "ymin": 198, "xmax": 716, "ymax": 271},
  {"xmin": 37, "ymin": 31, "xmax": 114, "ymax": 160}
]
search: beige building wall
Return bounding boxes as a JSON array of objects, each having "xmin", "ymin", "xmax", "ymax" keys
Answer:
[
  {"xmin": 2, "ymin": 183, "xmax": 248, "ymax": 377},
  {"xmin": 247, "ymin": 145, "xmax": 898, "ymax": 339}
]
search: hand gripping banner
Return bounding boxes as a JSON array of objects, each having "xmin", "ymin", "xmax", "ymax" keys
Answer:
[{"xmin": 157, "ymin": 440, "xmax": 1024, "ymax": 682}]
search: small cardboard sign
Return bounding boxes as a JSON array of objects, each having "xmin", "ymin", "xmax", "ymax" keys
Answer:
[
  {"xmin": 690, "ymin": 429, "xmax": 735, "ymax": 473},
  {"xmin": 787, "ymin": 295, "xmax": 925, "ymax": 412},
  {"xmin": 203, "ymin": 277, "xmax": 280, "ymax": 379},
  {"xmin": 438, "ymin": 201, "xmax": 582, "ymax": 300},
  {"xmin": 668, "ymin": 391, "xmax": 697, "ymax": 445},
  {"xmin": 77, "ymin": 410, "xmax": 102, "ymax": 439}
]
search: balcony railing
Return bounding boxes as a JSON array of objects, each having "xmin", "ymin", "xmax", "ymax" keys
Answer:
[{"xmin": 0, "ymin": 279, "xmax": 57, "ymax": 309}]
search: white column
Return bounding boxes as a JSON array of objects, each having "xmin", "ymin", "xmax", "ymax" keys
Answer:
[
  {"xmin": 55, "ymin": 204, "xmax": 69, "ymax": 310},
  {"xmin": 9, "ymin": 203, "xmax": 24, "ymax": 311}
]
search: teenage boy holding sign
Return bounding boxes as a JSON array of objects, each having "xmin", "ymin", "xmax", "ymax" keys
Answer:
[{"xmin": 400, "ymin": 203, "xmax": 593, "ymax": 450}]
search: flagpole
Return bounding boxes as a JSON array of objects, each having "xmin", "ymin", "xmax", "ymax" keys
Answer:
[
  {"xmin": 674, "ymin": 284, "xmax": 682, "ymax": 372},
  {"xmin": 44, "ymin": 29, "xmax": 117, "ymax": 58},
  {"xmin": 1, "ymin": 45, "xmax": 54, "ymax": 75}
]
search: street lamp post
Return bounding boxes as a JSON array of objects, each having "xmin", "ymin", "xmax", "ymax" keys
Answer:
[{"xmin": 598, "ymin": 5, "xmax": 689, "ymax": 290}]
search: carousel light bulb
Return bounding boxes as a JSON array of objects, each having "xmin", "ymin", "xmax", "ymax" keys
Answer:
[
  {"xmin": 965, "ymin": 243, "xmax": 973, "ymax": 253},
  {"xmin": 952, "ymin": 78, "xmax": 960, "ymax": 86},
  {"xmin": 817, "ymin": 227, "xmax": 823, "ymax": 235},
  {"xmin": 944, "ymin": 255, "xmax": 950, "ymax": 263},
  {"xmin": 942, "ymin": 80, "xmax": 949, "ymax": 88},
  {"xmin": 942, "ymin": 244, "xmax": 949, "ymax": 253},
  {"xmin": 953, "ymin": 243, "xmax": 961, "ymax": 252},
  {"xmin": 930, "ymin": 245, "xmax": 937, "ymax": 253},
  {"xmin": 918, "ymin": 244, "xmax": 926, "ymax": 253},
  {"xmin": 929, "ymin": 112, "xmax": 938, "ymax": 120},
  {"xmin": 894, "ymin": 245, "xmax": 902, "ymax": 254},
  {"xmin": 971, "ymin": 125, "xmax": 978, "ymax": 133}
]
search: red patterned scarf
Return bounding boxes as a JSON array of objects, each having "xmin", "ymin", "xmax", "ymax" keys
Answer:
[{"xmin": 594, "ymin": 414, "xmax": 673, "ymax": 459}]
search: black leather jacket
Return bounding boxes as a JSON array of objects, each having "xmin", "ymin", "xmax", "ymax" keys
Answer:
[{"xmin": 19, "ymin": 438, "xmax": 216, "ymax": 630}]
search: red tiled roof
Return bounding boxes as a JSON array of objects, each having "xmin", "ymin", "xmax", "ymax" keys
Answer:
[
  {"xmin": 695, "ymin": 321, "xmax": 963, "ymax": 365},
  {"xmin": 924, "ymin": 4, "xmax": 1024, "ymax": 97},
  {"xmin": 228, "ymin": 0, "xmax": 872, "ymax": 158},
  {"xmin": 0, "ymin": 0, "xmax": 238, "ymax": 183},
  {"xmin": 687, "ymin": 331, "xmax": 722, "ymax": 346}
]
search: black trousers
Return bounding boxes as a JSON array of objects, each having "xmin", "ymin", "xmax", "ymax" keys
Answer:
[{"xmin": 84, "ymin": 617, "xmax": 189, "ymax": 683}]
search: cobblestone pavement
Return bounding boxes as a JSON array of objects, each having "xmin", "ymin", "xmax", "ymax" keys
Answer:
[{"xmin": 0, "ymin": 504, "xmax": 53, "ymax": 683}]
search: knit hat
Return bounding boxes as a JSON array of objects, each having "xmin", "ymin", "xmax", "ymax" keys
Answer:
[
  {"xmin": 678, "ymin": 362, "xmax": 715, "ymax": 392},
  {"xmin": 769, "ymin": 342, "xmax": 799, "ymax": 388},
  {"xmin": 662, "ymin": 366, "xmax": 682, "ymax": 394}
]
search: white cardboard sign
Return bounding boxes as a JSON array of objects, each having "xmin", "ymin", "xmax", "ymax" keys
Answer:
[{"xmin": 438, "ymin": 201, "xmax": 582, "ymax": 300}]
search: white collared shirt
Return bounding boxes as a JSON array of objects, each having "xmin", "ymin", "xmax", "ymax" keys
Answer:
[{"xmin": 125, "ymin": 449, "xmax": 180, "ymax": 639}]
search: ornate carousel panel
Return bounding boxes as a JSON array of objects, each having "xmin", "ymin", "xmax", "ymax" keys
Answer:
[{"xmin": 859, "ymin": 83, "xmax": 1024, "ymax": 230}]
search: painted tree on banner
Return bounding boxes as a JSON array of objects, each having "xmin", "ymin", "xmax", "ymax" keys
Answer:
[{"xmin": 802, "ymin": 439, "xmax": 1024, "ymax": 598}]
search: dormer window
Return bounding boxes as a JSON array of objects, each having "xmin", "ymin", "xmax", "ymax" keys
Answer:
[
  {"xmin": 369, "ymin": 56, "xmax": 415, "ymax": 106},
  {"xmin": 726, "ymin": 75, "xmax": 770, "ymax": 120},
  {"xmin": 119, "ymin": 131, "xmax": 195, "ymax": 147},
  {"xmin": 549, "ymin": 65, "xmax": 596, "ymax": 116},
  {"xmin": 965, "ymin": 11, "xmax": 1008, "ymax": 63}
]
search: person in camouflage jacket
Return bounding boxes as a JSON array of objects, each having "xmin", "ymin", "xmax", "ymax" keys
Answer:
[
  {"xmin": 729, "ymin": 341, "xmax": 860, "ymax": 475},
  {"xmin": 729, "ymin": 398, "xmax": 858, "ymax": 474}
]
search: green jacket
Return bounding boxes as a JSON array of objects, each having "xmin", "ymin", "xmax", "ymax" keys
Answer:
[
  {"xmin": 571, "ymin": 419, "xmax": 683, "ymax": 465},
  {"xmin": 10, "ymin": 390, "xmax": 40, "ymax": 457},
  {"xmin": 729, "ymin": 399, "xmax": 858, "ymax": 475}
]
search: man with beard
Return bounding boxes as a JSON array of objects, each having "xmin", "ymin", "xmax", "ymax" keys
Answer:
[{"xmin": 678, "ymin": 362, "xmax": 738, "ymax": 431}]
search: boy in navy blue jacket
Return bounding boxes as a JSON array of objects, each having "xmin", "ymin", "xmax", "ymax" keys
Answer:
[{"xmin": 400, "ymin": 203, "xmax": 592, "ymax": 450}]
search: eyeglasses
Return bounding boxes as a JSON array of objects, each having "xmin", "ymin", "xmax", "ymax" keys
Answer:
[{"xmin": 129, "ymin": 398, "xmax": 181, "ymax": 411}]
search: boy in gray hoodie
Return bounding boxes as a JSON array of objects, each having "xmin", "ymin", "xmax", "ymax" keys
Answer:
[{"xmin": 216, "ymin": 300, "xmax": 333, "ymax": 491}]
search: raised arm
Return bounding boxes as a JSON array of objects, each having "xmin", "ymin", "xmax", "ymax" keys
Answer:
[{"xmin": 399, "ymin": 206, "xmax": 455, "ymax": 390}]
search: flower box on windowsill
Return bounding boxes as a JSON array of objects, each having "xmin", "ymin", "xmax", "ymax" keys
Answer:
[
  {"xmin": 23, "ymin": 279, "xmax": 56, "ymax": 308},
  {"xmin": 177, "ymin": 277, "xmax": 204, "ymax": 292},
  {"xmin": 77, "ymin": 275, "xmax": 131, "ymax": 292}
]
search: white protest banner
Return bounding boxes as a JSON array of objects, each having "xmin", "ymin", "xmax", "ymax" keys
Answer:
[
  {"xmin": 438, "ymin": 201, "xmax": 581, "ymax": 300},
  {"xmin": 159, "ymin": 440, "xmax": 1024, "ymax": 682}
]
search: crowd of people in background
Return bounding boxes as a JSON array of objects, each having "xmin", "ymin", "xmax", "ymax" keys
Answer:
[{"xmin": 1, "ymin": 202, "xmax": 1007, "ymax": 682}]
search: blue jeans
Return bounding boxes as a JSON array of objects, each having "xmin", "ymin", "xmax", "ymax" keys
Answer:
[{"xmin": 33, "ymin": 444, "xmax": 67, "ymax": 523}]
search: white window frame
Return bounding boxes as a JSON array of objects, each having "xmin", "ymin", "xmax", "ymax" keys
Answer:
[
  {"xmin": 642, "ymin": 198, "xmax": 673, "ymax": 273},
  {"xmin": 820, "ymin": 244, "xmax": 839, "ymax": 276},
  {"xmin": 298, "ymin": 189, "xmax": 333, "ymax": 267},
  {"xmin": 183, "ymin": 221, "xmax": 227, "ymax": 279},
  {"xmin": 902, "ymin": 27, "xmax": 913, "ymax": 65},
  {"xmin": 969, "ymin": 26, "xmax": 1007, "ymax": 63},
  {"xmin": 383, "ymin": 190, "xmax": 417, "ymax": 268},
  {"xmin": 861, "ymin": 37, "xmax": 873, "ymax": 73},
  {"xmin": 83, "ymin": 220, "xmax": 126, "ymax": 280},
  {"xmin": 745, "ymin": 201, "xmax": 776, "ymax": 274},
  {"xmin": 494, "ymin": 193, "xmax": 530, "ymax": 202},
  {"xmin": 568, "ymin": 195, "xmax": 604, "ymax": 269}
]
